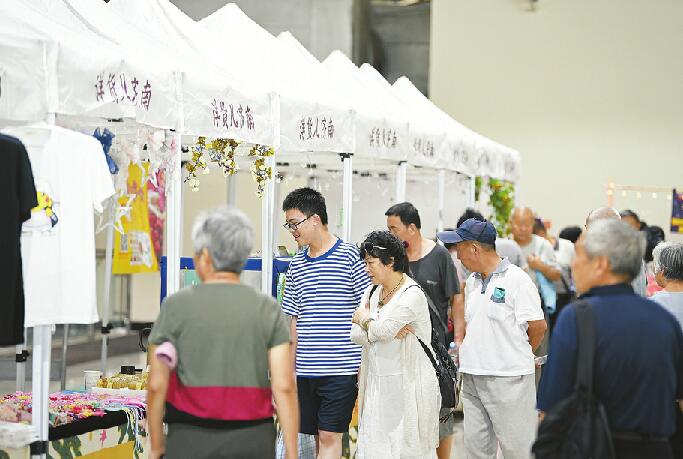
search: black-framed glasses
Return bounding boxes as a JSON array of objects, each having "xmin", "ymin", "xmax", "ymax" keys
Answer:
[
  {"xmin": 358, "ymin": 242, "xmax": 387, "ymax": 256},
  {"xmin": 283, "ymin": 215, "xmax": 311, "ymax": 231}
]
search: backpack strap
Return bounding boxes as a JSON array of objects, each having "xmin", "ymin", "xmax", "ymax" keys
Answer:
[
  {"xmin": 573, "ymin": 299, "xmax": 596, "ymax": 394},
  {"xmin": 404, "ymin": 282, "xmax": 449, "ymax": 335},
  {"xmin": 365, "ymin": 284, "xmax": 380, "ymax": 307}
]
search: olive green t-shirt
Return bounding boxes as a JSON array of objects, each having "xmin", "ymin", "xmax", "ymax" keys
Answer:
[{"xmin": 149, "ymin": 283, "xmax": 290, "ymax": 421}]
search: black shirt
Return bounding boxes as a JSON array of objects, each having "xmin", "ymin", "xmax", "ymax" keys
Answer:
[
  {"xmin": 537, "ymin": 283, "xmax": 683, "ymax": 436},
  {"xmin": 0, "ymin": 134, "xmax": 37, "ymax": 346},
  {"xmin": 409, "ymin": 243, "xmax": 461, "ymax": 345}
]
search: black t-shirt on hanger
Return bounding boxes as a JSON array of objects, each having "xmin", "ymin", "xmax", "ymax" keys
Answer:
[{"xmin": 0, "ymin": 134, "xmax": 37, "ymax": 346}]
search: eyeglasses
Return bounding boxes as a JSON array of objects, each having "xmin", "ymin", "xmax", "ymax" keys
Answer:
[
  {"xmin": 358, "ymin": 242, "xmax": 387, "ymax": 255},
  {"xmin": 283, "ymin": 215, "xmax": 311, "ymax": 232}
]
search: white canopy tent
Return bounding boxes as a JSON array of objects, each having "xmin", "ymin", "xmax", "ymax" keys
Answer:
[
  {"xmin": 198, "ymin": 3, "xmax": 356, "ymax": 155},
  {"xmin": 2, "ymin": 0, "xmax": 181, "ymax": 129}
]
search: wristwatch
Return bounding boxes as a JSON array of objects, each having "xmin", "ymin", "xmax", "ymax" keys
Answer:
[{"xmin": 361, "ymin": 317, "xmax": 374, "ymax": 331}]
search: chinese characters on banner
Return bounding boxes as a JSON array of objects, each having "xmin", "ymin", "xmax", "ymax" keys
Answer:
[
  {"xmin": 671, "ymin": 189, "xmax": 683, "ymax": 234},
  {"xmin": 212, "ymin": 99, "xmax": 255, "ymax": 131},
  {"xmin": 95, "ymin": 72, "xmax": 152, "ymax": 110},
  {"xmin": 112, "ymin": 163, "xmax": 166, "ymax": 274},
  {"xmin": 413, "ymin": 137, "xmax": 435, "ymax": 158},
  {"xmin": 369, "ymin": 127, "xmax": 397, "ymax": 148},
  {"xmin": 299, "ymin": 116, "xmax": 335, "ymax": 141}
]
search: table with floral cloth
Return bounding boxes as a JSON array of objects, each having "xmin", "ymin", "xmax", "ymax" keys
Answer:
[{"xmin": 0, "ymin": 392, "xmax": 147, "ymax": 459}]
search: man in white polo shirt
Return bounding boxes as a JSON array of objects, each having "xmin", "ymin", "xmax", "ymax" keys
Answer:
[{"xmin": 438, "ymin": 219, "xmax": 546, "ymax": 459}]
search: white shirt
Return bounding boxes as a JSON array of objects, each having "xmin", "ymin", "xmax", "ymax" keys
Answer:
[
  {"xmin": 5, "ymin": 126, "xmax": 114, "ymax": 326},
  {"xmin": 459, "ymin": 258, "xmax": 544, "ymax": 376}
]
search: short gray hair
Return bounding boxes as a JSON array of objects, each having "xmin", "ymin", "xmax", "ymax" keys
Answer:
[
  {"xmin": 583, "ymin": 219, "xmax": 645, "ymax": 281},
  {"xmin": 653, "ymin": 242, "xmax": 683, "ymax": 281},
  {"xmin": 585, "ymin": 207, "xmax": 620, "ymax": 228},
  {"xmin": 191, "ymin": 206, "xmax": 253, "ymax": 273}
]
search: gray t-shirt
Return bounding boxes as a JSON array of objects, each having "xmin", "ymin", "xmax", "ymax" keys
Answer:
[
  {"xmin": 495, "ymin": 239, "xmax": 527, "ymax": 270},
  {"xmin": 409, "ymin": 244, "xmax": 461, "ymax": 344},
  {"xmin": 651, "ymin": 291, "xmax": 683, "ymax": 331}
]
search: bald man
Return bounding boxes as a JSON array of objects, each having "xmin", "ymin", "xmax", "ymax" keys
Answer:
[
  {"xmin": 511, "ymin": 208, "xmax": 561, "ymax": 285},
  {"xmin": 585, "ymin": 207, "xmax": 647, "ymax": 297}
]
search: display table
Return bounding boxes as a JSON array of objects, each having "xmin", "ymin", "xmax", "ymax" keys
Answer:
[{"xmin": 0, "ymin": 392, "xmax": 147, "ymax": 459}]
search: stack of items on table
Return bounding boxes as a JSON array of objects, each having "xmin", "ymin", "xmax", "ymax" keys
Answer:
[{"xmin": 0, "ymin": 392, "xmax": 145, "ymax": 426}]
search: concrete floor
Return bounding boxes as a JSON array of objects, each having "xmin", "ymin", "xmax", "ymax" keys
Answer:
[{"xmin": 0, "ymin": 351, "xmax": 467, "ymax": 458}]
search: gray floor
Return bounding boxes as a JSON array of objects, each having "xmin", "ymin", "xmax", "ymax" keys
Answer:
[{"xmin": 0, "ymin": 351, "xmax": 467, "ymax": 458}]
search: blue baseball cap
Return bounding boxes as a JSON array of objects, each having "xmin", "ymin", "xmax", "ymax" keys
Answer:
[{"xmin": 437, "ymin": 218, "xmax": 497, "ymax": 245}]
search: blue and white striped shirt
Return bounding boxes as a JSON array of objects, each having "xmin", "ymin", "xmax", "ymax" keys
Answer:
[{"xmin": 282, "ymin": 238, "xmax": 371, "ymax": 377}]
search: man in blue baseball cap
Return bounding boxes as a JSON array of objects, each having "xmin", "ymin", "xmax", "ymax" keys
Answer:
[{"xmin": 438, "ymin": 218, "xmax": 546, "ymax": 459}]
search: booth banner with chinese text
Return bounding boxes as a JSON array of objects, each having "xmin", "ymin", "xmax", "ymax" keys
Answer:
[
  {"xmin": 672, "ymin": 189, "xmax": 683, "ymax": 234},
  {"xmin": 113, "ymin": 163, "xmax": 165, "ymax": 274}
]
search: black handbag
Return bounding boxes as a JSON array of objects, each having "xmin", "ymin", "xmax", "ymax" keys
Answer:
[
  {"xmin": 404, "ymin": 284, "xmax": 459, "ymax": 420},
  {"xmin": 532, "ymin": 300, "xmax": 615, "ymax": 459}
]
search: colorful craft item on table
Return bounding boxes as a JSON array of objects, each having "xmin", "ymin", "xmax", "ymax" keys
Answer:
[
  {"xmin": 0, "ymin": 392, "xmax": 145, "ymax": 427},
  {"xmin": 93, "ymin": 127, "xmax": 119, "ymax": 174}
]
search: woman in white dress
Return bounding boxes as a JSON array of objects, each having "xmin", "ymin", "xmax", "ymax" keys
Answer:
[{"xmin": 351, "ymin": 231, "xmax": 441, "ymax": 459}]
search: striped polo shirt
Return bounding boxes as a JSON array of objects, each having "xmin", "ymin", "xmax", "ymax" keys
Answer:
[
  {"xmin": 282, "ymin": 238, "xmax": 371, "ymax": 377},
  {"xmin": 149, "ymin": 283, "xmax": 290, "ymax": 423}
]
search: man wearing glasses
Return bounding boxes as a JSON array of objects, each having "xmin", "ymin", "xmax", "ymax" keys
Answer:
[{"xmin": 281, "ymin": 187, "xmax": 370, "ymax": 458}]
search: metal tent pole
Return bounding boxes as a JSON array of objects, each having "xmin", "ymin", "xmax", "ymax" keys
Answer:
[
  {"xmin": 227, "ymin": 174, "xmax": 237, "ymax": 207},
  {"xmin": 395, "ymin": 161, "xmax": 407, "ymax": 203},
  {"xmin": 100, "ymin": 199, "xmax": 115, "ymax": 376},
  {"xmin": 437, "ymin": 169, "xmax": 446, "ymax": 233},
  {"xmin": 59, "ymin": 325, "xmax": 69, "ymax": 391},
  {"xmin": 15, "ymin": 328, "xmax": 27, "ymax": 391},
  {"xmin": 261, "ymin": 156, "xmax": 276, "ymax": 296},
  {"xmin": 341, "ymin": 154, "xmax": 353, "ymax": 242},
  {"xmin": 165, "ymin": 132, "xmax": 183, "ymax": 297}
]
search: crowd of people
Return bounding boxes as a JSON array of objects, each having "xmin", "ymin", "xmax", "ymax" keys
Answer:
[{"xmin": 144, "ymin": 188, "xmax": 683, "ymax": 459}]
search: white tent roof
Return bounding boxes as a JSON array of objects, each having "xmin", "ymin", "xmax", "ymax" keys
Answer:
[
  {"xmin": 0, "ymin": 32, "xmax": 56, "ymax": 122},
  {"xmin": 199, "ymin": 5, "xmax": 355, "ymax": 154},
  {"xmin": 392, "ymin": 76, "xmax": 520, "ymax": 181},
  {"xmin": 392, "ymin": 76, "xmax": 479, "ymax": 175},
  {"xmin": 358, "ymin": 64, "xmax": 445, "ymax": 170},
  {"xmin": 97, "ymin": 0, "xmax": 277, "ymax": 144},
  {"xmin": 322, "ymin": 51, "xmax": 409, "ymax": 163},
  {"xmin": 0, "ymin": 0, "xmax": 178, "ymax": 127}
]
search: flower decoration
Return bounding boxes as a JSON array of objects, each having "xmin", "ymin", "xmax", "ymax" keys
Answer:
[
  {"xmin": 249, "ymin": 144, "xmax": 275, "ymax": 197},
  {"xmin": 206, "ymin": 138, "xmax": 240, "ymax": 178},
  {"xmin": 184, "ymin": 137, "xmax": 210, "ymax": 192}
]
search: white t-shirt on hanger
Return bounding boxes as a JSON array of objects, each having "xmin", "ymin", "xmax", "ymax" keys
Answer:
[{"xmin": 5, "ymin": 125, "xmax": 114, "ymax": 326}]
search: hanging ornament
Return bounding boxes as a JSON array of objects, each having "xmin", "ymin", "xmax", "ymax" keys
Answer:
[
  {"xmin": 249, "ymin": 144, "xmax": 275, "ymax": 197},
  {"xmin": 207, "ymin": 138, "xmax": 240, "ymax": 177},
  {"xmin": 184, "ymin": 137, "xmax": 209, "ymax": 192}
]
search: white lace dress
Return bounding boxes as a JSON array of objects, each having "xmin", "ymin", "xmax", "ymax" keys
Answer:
[{"xmin": 351, "ymin": 277, "xmax": 440, "ymax": 459}]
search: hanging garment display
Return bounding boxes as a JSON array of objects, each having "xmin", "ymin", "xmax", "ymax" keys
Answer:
[
  {"xmin": 4, "ymin": 125, "xmax": 114, "ymax": 326},
  {"xmin": 0, "ymin": 134, "xmax": 37, "ymax": 346}
]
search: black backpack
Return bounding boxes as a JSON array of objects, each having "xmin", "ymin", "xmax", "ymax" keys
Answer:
[{"xmin": 532, "ymin": 300, "xmax": 615, "ymax": 459}]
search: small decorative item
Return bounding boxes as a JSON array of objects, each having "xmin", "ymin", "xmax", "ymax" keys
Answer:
[
  {"xmin": 93, "ymin": 128, "xmax": 119, "ymax": 174},
  {"xmin": 249, "ymin": 144, "xmax": 275, "ymax": 197},
  {"xmin": 184, "ymin": 137, "xmax": 210, "ymax": 191},
  {"xmin": 207, "ymin": 138, "xmax": 240, "ymax": 177}
]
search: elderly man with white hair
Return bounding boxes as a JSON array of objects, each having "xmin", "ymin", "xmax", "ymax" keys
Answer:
[
  {"xmin": 537, "ymin": 219, "xmax": 683, "ymax": 459},
  {"xmin": 652, "ymin": 242, "xmax": 683, "ymax": 329},
  {"xmin": 585, "ymin": 207, "xmax": 648, "ymax": 296}
]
